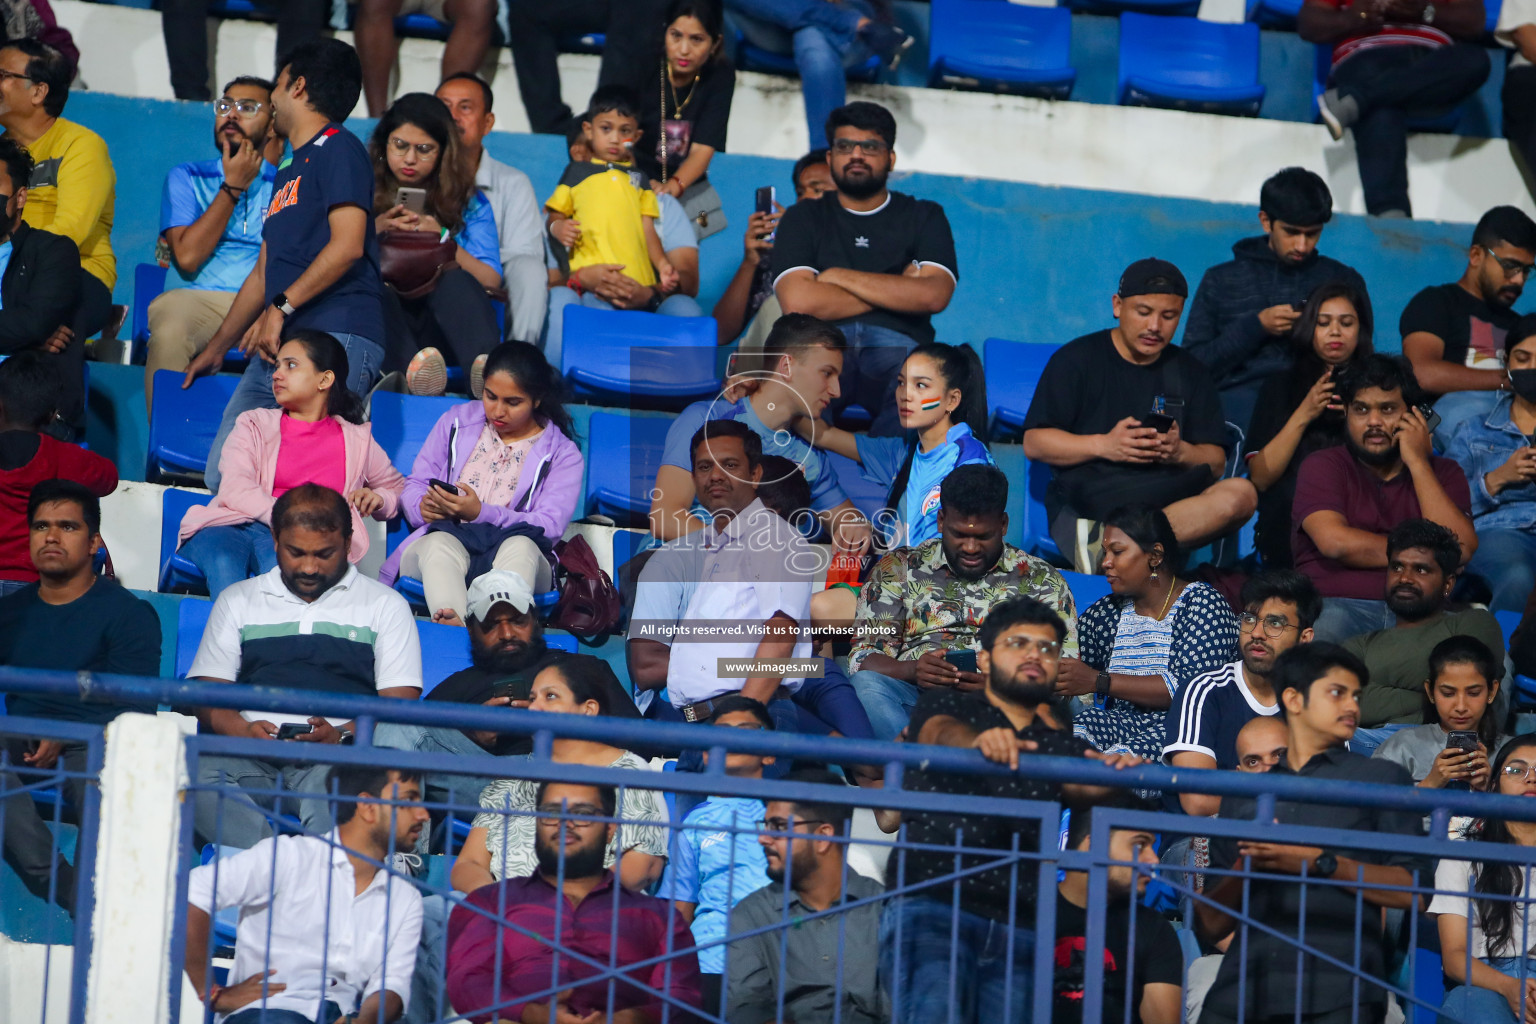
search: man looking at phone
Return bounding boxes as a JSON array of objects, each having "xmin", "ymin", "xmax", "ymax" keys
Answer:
[
  {"xmin": 184, "ymin": 39, "xmax": 386, "ymax": 495},
  {"xmin": 1338, "ymin": 519, "xmax": 1505, "ymax": 755},
  {"xmin": 1182, "ymin": 167, "xmax": 1368, "ymax": 435},
  {"xmin": 1022, "ymin": 258, "xmax": 1257, "ymax": 572},
  {"xmin": 848, "ymin": 463, "xmax": 1078, "ymax": 740},
  {"xmin": 188, "ymin": 484, "xmax": 422, "ymax": 849},
  {"xmin": 1292, "ymin": 355, "xmax": 1476, "ymax": 642},
  {"xmin": 144, "ymin": 75, "xmax": 284, "ymax": 415}
]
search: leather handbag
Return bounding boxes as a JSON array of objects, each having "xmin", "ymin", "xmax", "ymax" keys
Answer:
[
  {"xmin": 549, "ymin": 534, "xmax": 622, "ymax": 639},
  {"xmin": 679, "ymin": 179, "xmax": 726, "ymax": 242},
  {"xmin": 379, "ymin": 230, "xmax": 459, "ymax": 300}
]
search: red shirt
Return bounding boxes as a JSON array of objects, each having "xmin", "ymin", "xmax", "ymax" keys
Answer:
[
  {"xmin": 1312, "ymin": 0, "xmax": 1454, "ymax": 66},
  {"xmin": 1291, "ymin": 445, "xmax": 1471, "ymax": 600},
  {"xmin": 0, "ymin": 431, "xmax": 117, "ymax": 580}
]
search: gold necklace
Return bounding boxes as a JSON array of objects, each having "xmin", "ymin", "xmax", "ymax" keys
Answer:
[{"xmin": 1155, "ymin": 577, "xmax": 1176, "ymax": 620}]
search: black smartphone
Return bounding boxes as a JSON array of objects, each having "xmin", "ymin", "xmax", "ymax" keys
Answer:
[
  {"xmin": 1416, "ymin": 403, "xmax": 1442, "ymax": 435},
  {"xmin": 1142, "ymin": 412, "xmax": 1177, "ymax": 434},
  {"xmin": 1446, "ymin": 730, "xmax": 1479, "ymax": 754},
  {"xmin": 944, "ymin": 649, "xmax": 978, "ymax": 674},
  {"xmin": 491, "ymin": 677, "xmax": 532, "ymax": 702},
  {"xmin": 429, "ymin": 478, "xmax": 460, "ymax": 495},
  {"xmin": 276, "ymin": 722, "xmax": 314, "ymax": 740},
  {"xmin": 754, "ymin": 186, "xmax": 776, "ymax": 242}
]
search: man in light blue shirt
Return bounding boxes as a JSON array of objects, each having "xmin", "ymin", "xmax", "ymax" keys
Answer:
[{"xmin": 144, "ymin": 75, "xmax": 283, "ymax": 413}]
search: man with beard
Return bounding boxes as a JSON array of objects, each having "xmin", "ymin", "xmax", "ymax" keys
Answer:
[
  {"xmin": 0, "ymin": 134, "xmax": 84, "ymax": 434},
  {"xmin": 185, "ymin": 766, "xmax": 428, "ymax": 1024},
  {"xmin": 1164, "ymin": 570, "xmax": 1321, "ymax": 816},
  {"xmin": 881, "ymin": 596, "xmax": 1141, "ymax": 1023},
  {"xmin": 188, "ymin": 484, "xmax": 423, "ymax": 849},
  {"xmin": 1182, "ymin": 167, "xmax": 1368, "ymax": 435},
  {"xmin": 445, "ymin": 781, "xmax": 702, "ymax": 1022},
  {"xmin": 1342, "ymin": 519, "xmax": 1506, "ymax": 756},
  {"xmin": 772, "ymin": 101, "xmax": 957, "ymax": 436},
  {"xmin": 144, "ymin": 75, "xmax": 283, "ymax": 414},
  {"xmin": 1292, "ymin": 354, "xmax": 1475, "ymax": 642},
  {"xmin": 1402, "ymin": 205, "xmax": 1536, "ymax": 446},
  {"xmin": 1023, "ymin": 259, "xmax": 1257, "ymax": 571},
  {"xmin": 726, "ymin": 767, "xmax": 885, "ymax": 1024},
  {"xmin": 850, "ymin": 463, "xmax": 1078, "ymax": 741}
]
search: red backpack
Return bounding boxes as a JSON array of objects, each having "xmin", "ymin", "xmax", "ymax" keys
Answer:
[{"xmin": 549, "ymin": 534, "xmax": 622, "ymax": 639}]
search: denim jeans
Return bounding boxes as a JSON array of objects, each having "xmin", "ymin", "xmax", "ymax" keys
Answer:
[
  {"xmin": 193, "ymin": 756, "xmax": 338, "ymax": 849},
  {"xmin": 839, "ymin": 321, "xmax": 919, "ymax": 436},
  {"xmin": 1467, "ymin": 528, "xmax": 1536, "ymax": 615},
  {"xmin": 880, "ymin": 896, "xmax": 1036, "ymax": 1024},
  {"xmin": 1440, "ymin": 957, "xmax": 1536, "ymax": 1024},
  {"xmin": 1311, "ymin": 597, "xmax": 1392, "ymax": 643},
  {"xmin": 180, "ymin": 521, "xmax": 277, "ymax": 599},
  {"xmin": 850, "ymin": 669, "xmax": 918, "ymax": 741},
  {"xmin": 373, "ymin": 723, "xmax": 530, "ymax": 825},
  {"xmin": 725, "ymin": 0, "xmax": 870, "ymax": 145},
  {"xmin": 224, "ymin": 1002, "xmax": 343, "ymax": 1024},
  {"xmin": 540, "ymin": 286, "xmax": 705, "ymax": 369},
  {"xmin": 204, "ymin": 332, "xmax": 384, "ymax": 494},
  {"xmin": 792, "ymin": 661, "xmax": 876, "ymax": 739},
  {"xmin": 1433, "ymin": 389, "xmax": 1501, "ymax": 452},
  {"xmin": 1348, "ymin": 723, "xmax": 1410, "ymax": 759},
  {"xmin": 1329, "ymin": 44, "xmax": 1490, "ymax": 216},
  {"xmin": 403, "ymin": 893, "xmax": 459, "ymax": 1024}
]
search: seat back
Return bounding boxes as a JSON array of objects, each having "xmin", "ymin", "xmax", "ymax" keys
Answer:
[
  {"xmin": 131, "ymin": 263, "xmax": 169, "ymax": 354},
  {"xmin": 176, "ymin": 597, "xmax": 214, "ymax": 677},
  {"xmin": 419, "ymin": 619, "xmax": 474, "ymax": 696},
  {"xmin": 1022, "ymin": 458, "xmax": 1062, "ymax": 561},
  {"xmin": 561, "ymin": 306, "xmax": 720, "ymax": 408},
  {"xmin": 929, "ymin": 0, "xmax": 1075, "ymax": 95},
  {"xmin": 147, "ymin": 370, "xmax": 242, "ymax": 480},
  {"xmin": 161, "ymin": 488, "xmax": 213, "ymax": 583},
  {"xmin": 984, "ymin": 337, "xmax": 1059, "ymax": 436},
  {"xmin": 1120, "ymin": 13, "xmax": 1261, "ymax": 92},
  {"xmin": 585, "ymin": 411, "xmax": 676, "ymax": 525},
  {"xmin": 1060, "ymin": 569, "xmax": 1113, "ymax": 611},
  {"xmin": 367, "ymin": 391, "xmax": 463, "ymax": 476}
]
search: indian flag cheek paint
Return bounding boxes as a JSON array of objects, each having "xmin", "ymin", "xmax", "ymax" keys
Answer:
[{"xmin": 919, "ymin": 397, "xmax": 943, "ymax": 412}]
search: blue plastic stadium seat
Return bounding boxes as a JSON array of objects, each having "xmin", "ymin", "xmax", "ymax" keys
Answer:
[
  {"xmin": 367, "ymin": 390, "xmax": 463, "ymax": 476},
  {"xmin": 585, "ymin": 411, "xmax": 675, "ymax": 526},
  {"xmin": 1246, "ymin": 0, "xmax": 1303, "ymax": 25},
  {"xmin": 0, "ymin": 820, "xmax": 76, "ymax": 944},
  {"xmin": 731, "ymin": 28, "xmax": 881, "ymax": 83},
  {"xmin": 984, "ymin": 337, "xmax": 1060, "ymax": 438},
  {"xmin": 1022, "ymin": 458, "xmax": 1062, "ymax": 562},
  {"xmin": 177, "ymin": 598, "xmax": 214, "ymax": 677},
  {"xmin": 1073, "ymin": 0, "xmax": 1199, "ymax": 18},
  {"xmin": 130, "ymin": 263, "xmax": 168, "ymax": 364},
  {"xmin": 394, "ymin": 11, "xmax": 448, "ymax": 37},
  {"xmin": 1118, "ymin": 14, "xmax": 1265, "ymax": 118},
  {"xmin": 612, "ymin": 529, "xmax": 648, "ymax": 602},
  {"xmin": 928, "ymin": 0, "xmax": 1075, "ymax": 99},
  {"xmin": 1498, "ymin": 609, "xmax": 1522, "ymax": 648},
  {"xmin": 160, "ymin": 488, "xmax": 214, "ymax": 594},
  {"xmin": 561, "ymin": 306, "xmax": 720, "ymax": 409},
  {"xmin": 147, "ymin": 370, "xmax": 241, "ymax": 481},
  {"xmin": 1060, "ymin": 569, "xmax": 1113, "ymax": 611}
]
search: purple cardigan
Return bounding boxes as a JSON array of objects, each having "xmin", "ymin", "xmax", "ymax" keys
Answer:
[{"xmin": 379, "ymin": 401, "xmax": 584, "ymax": 585}]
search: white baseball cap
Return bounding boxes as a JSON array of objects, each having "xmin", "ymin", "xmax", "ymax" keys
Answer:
[{"xmin": 466, "ymin": 570, "xmax": 535, "ymax": 621}]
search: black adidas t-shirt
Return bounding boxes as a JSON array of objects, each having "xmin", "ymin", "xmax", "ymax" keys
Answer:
[
  {"xmin": 1399, "ymin": 282, "xmax": 1520, "ymax": 381},
  {"xmin": 771, "ymin": 190, "xmax": 957, "ymax": 344}
]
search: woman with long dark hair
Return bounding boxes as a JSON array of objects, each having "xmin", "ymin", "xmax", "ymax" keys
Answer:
[
  {"xmin": 1430, "ymin": 736, "xmax": 1536, "ymax": 1023},
  {"xmin": 635, "ymin": 0, "xmax": 735, "ymax": 217},
  {"xmin": 1243, "ymin": 280, "xmax": 1375, "ymax": 568},
  {"xmin": 380, "ymin": 342, "xmax": 584, "ymax": 625},
  {"xmin": 370, "ymin": 92, "xmax": 503, "ymax": 395},
  {"xmin": 1373, "ymin": 634, "xmax": 1504, "ymax": 789},
  {"xmin": 177, "ymin": 330, "xmax": 405, "ymax": 597}
]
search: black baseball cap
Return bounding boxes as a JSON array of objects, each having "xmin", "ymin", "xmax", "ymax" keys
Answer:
[{"xmin": 1117, "ymin": 258, "xmax": 1188, "ymax": 300}]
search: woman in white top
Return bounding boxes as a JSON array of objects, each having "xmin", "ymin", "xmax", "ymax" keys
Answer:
[
  {"xmin": 448, "ymin": 656, "xmax": 669, "ymax": 895},
  {"xmin": 1373, "ymin": 635, "xmax": 1502, "ymax": 790},
  {"xmin": 1429, "ymin": 736, "xmax": 1536, "ymax": 1024}
]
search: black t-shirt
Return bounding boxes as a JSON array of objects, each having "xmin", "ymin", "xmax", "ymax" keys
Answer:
[
  {"xmin": 0, "ymin": 429, "xmax": 40, "ymax": 471},
  {"xmin": 1051, "ymin": 893, "xmax": 1183, "ymax": 1024},
  {"xmin": 425, "ymin": 651, "xmax": 641, "ymax": 756},
  {"xmin": 636, "ymin": 59, "xmax": 736, "ymax": 183},
  {"xmin": 0, "ymin": 579, "xmax": 161, "ymax": 723},
  {"xmin": 1242, "ymin": 369, "xmax": 1348, "ymax": 569},
  {"xmin": 1399, "ymin": 282, "xmax": 1520, "ymax": 384},
  {"xmin": 1021, "ymin": 330, "xmax": 1228, "ymax": 521},
  {"xmin": 772, "ymin": 190, "xmax": 958, "ymax": 344},
  {"xmin": 889, "ymin": 689, "xmax": 1092, "ymax": 921}
]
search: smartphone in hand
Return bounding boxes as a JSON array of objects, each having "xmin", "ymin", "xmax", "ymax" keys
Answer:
[
  {"xmin": 276, "ymin": 722, "xmax": 314, "ymax": 740},
  {"xmin": 754, "ymin": 186, "xmax": 776, "ymax": 242},
  {"xmin": 1416, "ymin": 403, "xmax": 1442, "ymax": 435},
  {"xmin": 396, "ymin": 186, "xmax": 428, "ymax": 215},
  {"xmin": 944, "ymin": 649, "xmax": 978, "ymax": 674},
  {"xmin": 429, "ymin": 478, "xmax": 460, "ymax": 495}
]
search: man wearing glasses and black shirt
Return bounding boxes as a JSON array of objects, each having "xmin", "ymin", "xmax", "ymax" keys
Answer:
[{"xmin": 772, "ymin": 100, "xmax": 957, "ymax": 436}]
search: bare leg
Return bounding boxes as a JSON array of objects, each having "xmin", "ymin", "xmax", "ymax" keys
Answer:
[
  {"xmin": 1163, "ymin": 478, "xmax": 1257, "ymax": 548},
  {"xmin": 442, "ymin": 0, "xmax": 495, "ymax": 79},
  {"xmin": 354, "ymin": 0, "xmax": 404, "ymax": 116},
  {"xmin": 810, "ymin": 585, "xmax": 857, "ymax": 634}
]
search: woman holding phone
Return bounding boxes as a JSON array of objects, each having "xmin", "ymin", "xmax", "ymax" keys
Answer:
[
  {"xmin": 1243, "ymin": 281, "xmax": 1374, "ymax": 569},
  {"xmin": 369, "ymin": 93, "xmax": 503, "ymax": 396},
  {"xmin": 1373, "ymin": 634, "xmax": 1504, "ymax": 790}
]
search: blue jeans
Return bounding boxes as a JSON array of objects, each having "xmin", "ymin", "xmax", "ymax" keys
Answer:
[
  {"xmin": 850, "ymin": 669, "xmax": 918, "ymax": 741},
  {"xmin": 540, "ymin": 286, "xmax": 705, "ymax": 370},
  {"xmin": 1440, "ymin": 957, "xmax": 1536, "ymax": 1023},
  {"xmin": 793, "ymin": 661, "xmax": 876, "ymax": 739},
  {"xmin": 1349, "ymin": 723, "xmax": 1410, "ymax": 759},
  {"xmin": 204, "ymin": 332, "xmax": 384, "ymax": 494},
  {"xmin": 224, "ymin": 1001, "xmax": 343, "ymax": 1024},
  {"xmin": 840, "ymin": 321, "xmax": 918, "ymax": 436},
  {"xmin": 880, "ymin": 896, "xmax": 1036, "ymax": 1024},
  {"xmin": 373, "ymin": 723, "xmax": 530, "ymax": 823},
  {"xmin": 404, "ymin": 893, "xmax": 457, "ymax": 1024},
  {"xmin": 1312, "ymin": 597, "xmax": 1393, "ymax": 643},
  {"xmin": 193, "ymin": 756, "xmax": 337, "ymax": 849},
  {"xmin": 1466, "ymin": 528, "xmax": 1536, "ymax": 615},
  {"xmin": 180, "ymin": 521, "xmax": 277, "ymax": 599},
  {"xmin": 725, "ymin": 0, "xmax": 869, "ymax": 145}
]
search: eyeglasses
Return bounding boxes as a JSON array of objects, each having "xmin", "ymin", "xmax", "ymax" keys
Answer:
[
  {"xmin": 831, "ymin": 138, "xmax": 888, "ymax": 156},
  {"xmin": 1502, "ymin": 764, "xmax": 1536, "ymax": 781},
  {"xmin": 535, "ymin": 803, "xmax": 607, "ymax": 824},
  {"xmin": 757, "ymin": 818, "xmax": 827, "ymax": 833},
  {"xmin": 216, "ymin": 98, "xmax": 266, "ymax": 118},
  {"xmin": 389, "ymin": 136, "xmax": 440, "ymax": 158},
  {"xmin": 1486, "ymin": 247, "xmax": 1535, "ymax": 279},
  {"xmin": 0, "ymin": 70, "xmax": 31, "ymax": 83},
  {"xmin": 996, "ymin": 635, "xmax": 1063, "ymax": 657},
  {"xmin": 1237, "ymin": 613, "xmax": 1299, "ymax": 638}
]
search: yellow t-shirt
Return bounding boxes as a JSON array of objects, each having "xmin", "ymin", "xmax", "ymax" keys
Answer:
[
  {"xmin": 22, "ymin": 117, "xmax": 117, "ymax": 289},
  {"xmin": 545, "ymin": 159, "xmax": 660, "ymax": 288}
]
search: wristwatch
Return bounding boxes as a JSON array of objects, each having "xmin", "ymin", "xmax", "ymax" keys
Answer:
[
  {"xmin": 336, "ymin": 726, "xmax": 355, "ymax": 746},
  {"xmin": 1094, "ymin": 670, "xmax": 1113, "ymax": 702},
  {"xmin": 1312, "ymin": 851, "xmax": 1339, "ymax": 878},
  {"xmin": 272, "ymin": 292, "xmax": 296, "ymax": 317}
]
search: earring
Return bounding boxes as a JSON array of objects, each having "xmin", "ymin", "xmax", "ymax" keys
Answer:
[{"xmin": 1150, "ymin": 566, "xmax": 1159, "ymax": 581}]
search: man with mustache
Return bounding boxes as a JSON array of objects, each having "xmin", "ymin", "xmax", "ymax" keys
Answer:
[
  {"xmin": 1340, "ymin": 519, "xmax": 1505, "ymax": 756},
  {"xmin": 184, "ymin": 766, "xmax": 428, "ymax": 1024},
  {"xmin": 1292, "ymin": 354, "xmax": 1476, "ymax": 642},
  {"xmin": 773, "ymin": 101, "xmax": 957, "ymax": 437},
  {"xmin": 1401, "ymin": 205, "xmax": 1536, "ymax": 446},
  {"xmin": 1023, "ymin": 257, "xmax": 1257, "ymax": 572},
  {"xmin": 1196, "ymin": 643, "xmax": 1427, "ymax": 1024},
  {"xmin": 188, "ymin": 484, "xmax": 423, "ymax": 849},
  {"xmin": 144, "ymin": 75, "xmax": 283, "ymax": 415}
]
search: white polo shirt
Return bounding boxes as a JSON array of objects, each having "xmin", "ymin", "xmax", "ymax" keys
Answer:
[
  {"xmin": 188, "ymin": 565, "xmax": 423, "ymax": 727},
  {"xmin": 186, "ymin": 830, "xmax": 423, "ymax": 1020}
]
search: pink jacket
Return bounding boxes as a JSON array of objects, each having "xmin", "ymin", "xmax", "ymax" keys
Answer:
[{"xmin": 178, "ymin": 408, "xmax": 406, "ymax": 563}]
